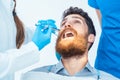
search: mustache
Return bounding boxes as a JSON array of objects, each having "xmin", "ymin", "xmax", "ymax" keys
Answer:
[
  {"xmin": 56, "ymin": 28, "xmax": 88, "ymax": 59},
  {"xmin": 56, "ymin": 35, "xmax": 87, "ymax": 59}
]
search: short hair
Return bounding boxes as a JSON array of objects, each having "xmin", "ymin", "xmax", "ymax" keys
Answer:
[{"xmin": 62, "ymin": 7, "xmax": 96, "ymax": 50}]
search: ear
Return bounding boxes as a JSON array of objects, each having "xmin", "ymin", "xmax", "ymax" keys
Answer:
[{"xmin": 88, "ymin": 34, "xmax": 95, "ymax": 43}]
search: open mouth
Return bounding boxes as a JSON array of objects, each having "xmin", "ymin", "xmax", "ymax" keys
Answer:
[{"xmin": 62, "ymin": 31, "xmax": 74, "ymax": 39}]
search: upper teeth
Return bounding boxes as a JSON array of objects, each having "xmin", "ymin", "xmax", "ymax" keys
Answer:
[{"xmin": 64, "ymin": 32, "xmax": 74, "ymax": 38}]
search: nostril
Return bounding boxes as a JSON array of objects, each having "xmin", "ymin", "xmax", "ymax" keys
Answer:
[
  {"xmin": 68, "ymin": 25, "xmax": 71, "ymax": 27},
  {"xmin": 65, "ymin": 25, "xmax": 71, "ymax": 28}
]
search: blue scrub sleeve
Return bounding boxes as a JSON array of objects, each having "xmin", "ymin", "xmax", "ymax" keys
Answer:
[{"xmin": 88, "ymin": 0, "xmax": 99, "ymax": 9}]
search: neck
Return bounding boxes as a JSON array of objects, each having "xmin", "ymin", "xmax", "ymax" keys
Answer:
[{"xmin": 62, "ymin": 53, "xmax": 88, "ymax": 76}]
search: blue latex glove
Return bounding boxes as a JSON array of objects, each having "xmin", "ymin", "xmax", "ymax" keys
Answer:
[
  {"xmin": 56, "ymin": 52, "xmax": 61, "ymax": 60},
  {"xmin": 47, "ymin": 19, "xmax": 58, "ymax": 34},
  {"xmin": 37, "ymin": 19, "xmax": 58, "ymax": 34},
  {"xmin": 32, "ymin": 19, "xmax": 57, "ymax": 50}
]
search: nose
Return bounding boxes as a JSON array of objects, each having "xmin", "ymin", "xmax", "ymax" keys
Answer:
[{"xmin": 64, "ymin": 22, "xmax": 72, "ymax": 28}]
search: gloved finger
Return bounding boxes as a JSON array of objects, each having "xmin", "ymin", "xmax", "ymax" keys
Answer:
[
  {"xmin": 47, "ymin": 19, "xmax": 55, "ymax": 24},
  {"xmin": 43, "ymin": 26, "xmax": 52, "ymax": 35},
  {"xmin": 47, "ymin": 19, "xmax": 57, "ymax": 29},
  {"xmin": 36, "ymin": 19, "xmax": 57, "ymax": 29},
  {"xmin": 41, "ymin": 27, "xmax": 52, "ymax": 43},
  {"xmin": 38, "ymin": 20, "xmax": 47, "ymax": 24},
  {"xmin": 35, "ymin": 19, "xmax": 58, "ymax": 35},
  {"xmin": 35, "ymin": 20, "xmax": 47, "ymax": 29},
  {"xmin": 47, "ymin": 19, "xmax": 59, "ymax": 34}
]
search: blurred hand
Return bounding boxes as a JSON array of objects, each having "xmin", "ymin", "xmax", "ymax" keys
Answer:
[{"xmin": 32, "ymin": 19, "xmax": 57, "ymax": 50}]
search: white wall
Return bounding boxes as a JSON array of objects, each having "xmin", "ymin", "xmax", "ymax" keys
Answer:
[{"xmin": 16, "ymin": 0, "xmax": 101, "ymax": 79}]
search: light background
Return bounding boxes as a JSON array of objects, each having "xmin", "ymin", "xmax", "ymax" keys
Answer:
[{"xmin": 15, "ymin": 0, "xmax": 101, "ymax": 79}]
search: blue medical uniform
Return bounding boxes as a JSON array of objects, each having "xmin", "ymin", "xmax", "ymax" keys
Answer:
[{"xmin": 88, "ymin": 0, "xmax": 120, "ymax": 78}]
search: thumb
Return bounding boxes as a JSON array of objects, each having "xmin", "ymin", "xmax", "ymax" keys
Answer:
[
  {"xmin": 44, "ymin": 27, "xmax": 52, "ymax": 37},
  {"xmin": 47, "ymin": 27, "xmax": 52, "ymax": 34}
]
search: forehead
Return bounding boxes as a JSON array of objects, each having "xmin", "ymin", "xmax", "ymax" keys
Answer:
[
  {"xmin": 62, "ymin": 14, "xmax": 85, "ymax": 22},
  {"xmin": 61, "ymin": 14, "xmax": 88, "ymax": 34}
]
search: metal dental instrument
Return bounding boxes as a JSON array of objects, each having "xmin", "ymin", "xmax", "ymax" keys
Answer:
[
  {"xmin": 41, "ymin": 25, "xmax": 49, "ymax": 32},
  {"xmin": 51, "ymin": 27, "xmax": 60, "ymax": 36},
  {"xmin": 51, "ymin": 27, "xmax": 60, "ymax": 31},
  {"xmin": 41, "ymin": 25, "xmax": 60, "ymax": 36}
]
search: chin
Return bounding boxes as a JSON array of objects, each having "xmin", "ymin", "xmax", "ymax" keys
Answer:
[{"xmin": 56, "ymin": 32, "xmax": 87, "ymax": 58}]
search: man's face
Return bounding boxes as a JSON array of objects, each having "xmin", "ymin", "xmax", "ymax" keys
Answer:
[{"xmin": 56, "ymin": 14, "xmax": 89, "ymax": 59}]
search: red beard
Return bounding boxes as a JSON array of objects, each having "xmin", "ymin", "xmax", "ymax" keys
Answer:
[{"xmin": 55, "ymin": 28, "xmax": 87, "ymax": 59}]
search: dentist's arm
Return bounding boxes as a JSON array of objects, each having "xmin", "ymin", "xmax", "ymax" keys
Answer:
[
  {"xmin": 0, "ymin": 19, "xmax": 56, "ymax": 78},
  {"xmin": 0, "ymin": 42, "xmax": 39, "ymax": 78},
  {"xmin": 96, "ymin": 9, "xmax": 101, "ymax": 26}
]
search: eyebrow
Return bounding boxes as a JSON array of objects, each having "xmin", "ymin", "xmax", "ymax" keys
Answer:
[
  {"xmin": 62, "ymin": 16, "xmax": 84, "ymax": 22},
  {"xmin": 72, "ymin": 16, "xmax": 84, "ymax": 21}
]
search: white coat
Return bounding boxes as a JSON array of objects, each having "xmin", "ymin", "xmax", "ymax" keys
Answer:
[{"xmin": 0, "ymin": 0, "xmax": 39, "ymax": 80}]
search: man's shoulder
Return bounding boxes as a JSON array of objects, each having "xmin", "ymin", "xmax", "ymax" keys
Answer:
[
  {"xmin": 21, "ymin": 65, "xmax": 55, "ymax": 80},
  {"xmin": 31, "ymin": 65, "xmax": 54, "ymax": 73}
]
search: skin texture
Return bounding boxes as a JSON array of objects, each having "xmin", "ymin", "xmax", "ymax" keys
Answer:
[{"xmin": 96, "ymin": 9, "xmax": 101, "ymax": 25}]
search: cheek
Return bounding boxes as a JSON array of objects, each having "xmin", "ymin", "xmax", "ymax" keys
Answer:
[
  {"xmin": 74, "ymin": 25, "xmax": 87, "ymax": 35},
  {"xmin": 73, "ymin": 27, "xmax": 83, "ymax": 35},
  {"xmin": 58, "ymin": 30, "xmax": 63, "ymax": 37}
]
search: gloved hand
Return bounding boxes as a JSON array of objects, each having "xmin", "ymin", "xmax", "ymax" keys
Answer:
[
  {"xmin": 32, "ymin": 19, "xmax": 57, "ymax": 50},
  {"xmin": 46, "ymin": 19, "xmax": 58, "ymax": 34}
]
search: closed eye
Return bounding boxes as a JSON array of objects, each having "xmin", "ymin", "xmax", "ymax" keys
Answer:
[
  {"xmin": 61, "ymin": 21, "xmax": 65, "ymax": 27},
  {"xmin": 73, "ymin": 20, "xmax": 82, "ymax": 24}
]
